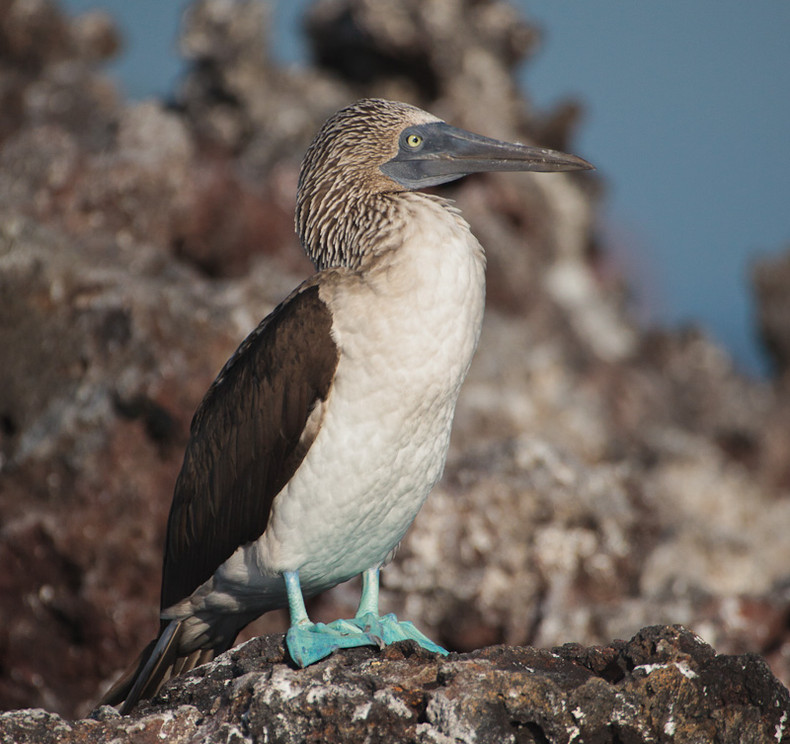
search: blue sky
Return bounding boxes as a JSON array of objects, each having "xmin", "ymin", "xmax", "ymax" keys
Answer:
[
  {"xmin": 61, "ymin": 0, "xmax": 790, "ymax": 375},
  {"xmin": 520, "ymin": 2, "xmax": 790, "ymax": 376}
]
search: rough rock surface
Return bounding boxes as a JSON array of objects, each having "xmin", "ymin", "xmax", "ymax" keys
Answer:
[
  {"xmin": 1, "ymin": 0, "xmax": 790, "ymax": 731},
  {"xmin": 2, "ymin": 626, "xmax": 788, "ymax": 743}
]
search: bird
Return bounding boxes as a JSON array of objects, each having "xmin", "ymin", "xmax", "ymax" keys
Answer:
[{"xmin": 101, "ymin": 98, "xmax": 592, "ymax": 713}]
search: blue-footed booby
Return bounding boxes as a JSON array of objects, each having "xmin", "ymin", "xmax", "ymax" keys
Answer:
[{"xmin": 103, "ymin": 98, "xmax": 592, "ymax": 713}]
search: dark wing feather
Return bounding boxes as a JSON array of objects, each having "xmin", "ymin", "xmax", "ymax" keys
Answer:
[{"xmin": 161, "ymin": 282, "xmax": 339, "ymax": 610}]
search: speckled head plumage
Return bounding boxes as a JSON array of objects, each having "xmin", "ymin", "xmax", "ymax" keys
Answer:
[
  {"xmin": 295, "ymin": 98, "xmax": 593, "ymax": 271},
  {"xmin": 295, "ymin": 99, "xmax": 440, "ymax": 270}
]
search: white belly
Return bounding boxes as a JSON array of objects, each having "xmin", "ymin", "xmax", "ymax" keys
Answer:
[{"xmin": 210, "ymin": 196, "xmax": 486, "ymax": 611}]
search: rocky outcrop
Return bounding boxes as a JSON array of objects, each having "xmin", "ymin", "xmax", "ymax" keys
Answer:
[
  {"xmin": 2, "ymin": 626, "xmax": 788, "ymax": 743},
  {"xmin": 1, "ymin": 0, "xmax": 789, "ymax": 728},
  {"xmin": 753, "ymin": 247, "xmax": 790, "ymax": 383}
]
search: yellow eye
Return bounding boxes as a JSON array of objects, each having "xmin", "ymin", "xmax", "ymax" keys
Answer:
[{"xmin": 406, "ymin": 133, "xmax": 423, "ymax": 148}]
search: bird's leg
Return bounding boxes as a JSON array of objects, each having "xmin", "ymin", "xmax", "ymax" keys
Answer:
[
  {"xmin": 283, "ymin": 570, "xmax": 380, "ymax": 667},
  {"xmin": 348, "ymin": 567, "xmax": 449, "ymax": 657},
  {"xmin": 354, "ymin": 566, "xmax": 381, "ymax": 617},
  {"xmin": 284, "ymin": 568, "xmax": 448, "ymax": 667},
  {"xmin": 284, "ymin": 570, "xmax": 311, "ymax": 626}
]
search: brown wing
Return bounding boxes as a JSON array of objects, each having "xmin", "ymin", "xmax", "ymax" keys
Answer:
[{"xmin": 160, "ymin": 282, "xmax": 339, "ymax": 610}]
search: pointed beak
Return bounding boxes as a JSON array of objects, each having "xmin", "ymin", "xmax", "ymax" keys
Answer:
[{"xmin": 381, "ymin": 121, "xmax": 594, "ymax": 190}]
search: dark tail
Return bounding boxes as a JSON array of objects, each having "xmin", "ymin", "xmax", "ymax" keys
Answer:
[{"xmin": 100, "ymin": 620, "xmax": 217, "ymax": 714}]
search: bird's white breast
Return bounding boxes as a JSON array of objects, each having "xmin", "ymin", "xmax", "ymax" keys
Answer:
[{"xmin": 214, "ymin": 195, "xmax": 486, "ymax": 608}]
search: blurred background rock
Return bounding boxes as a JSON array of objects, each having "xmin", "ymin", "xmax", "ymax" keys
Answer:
[{"xmin": 0, "ymin": 0, "xmax": 788, "ymax": 718}]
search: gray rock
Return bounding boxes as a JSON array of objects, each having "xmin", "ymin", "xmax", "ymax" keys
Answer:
[{"xmin": 1, "ymin": 626, "xmax": 787, "ymax": 743}]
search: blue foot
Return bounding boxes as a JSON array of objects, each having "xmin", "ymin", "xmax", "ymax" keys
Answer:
[
  {"xmin": 282, "ymin": 569, "xmax": 448, "ymax": 667},
  {"xmin": 354, "ymin": 612, "xmax": 449, "ymax": 656},
  {"xmin": 285, "ymin": 613, "xmax": 448, "ymax": 667},
  {"xmin": 286, "ymin": 621, "xmax": 381, "ymax": 667}
]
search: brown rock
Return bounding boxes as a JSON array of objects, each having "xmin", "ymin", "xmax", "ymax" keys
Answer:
[{"xmin": 1, "ymin": 626, "xmax": 787, "ymax": 743}]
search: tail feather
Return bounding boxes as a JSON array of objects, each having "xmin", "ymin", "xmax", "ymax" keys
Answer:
[
  {"xmin": 120, "ymin": 620, "xmax": 184, "ymax": 714},
  {"xmin": 100, "ymin": 618, "xmax": 239, "ymax": 714},
  {"xmin": 171, "ymin": 647, "xmax": 215, "ymax": 678},
  {"xmin": 101, "ymin": 620, "xmax": 213, "ymax": 715},
  {"xmin": 99, "ymin": 637, "xmax": 159, "ymax": 708}
]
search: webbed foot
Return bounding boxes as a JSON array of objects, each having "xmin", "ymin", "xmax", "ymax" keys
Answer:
[
  {"xmin": 354, "ymin": 612, "xmax": 448, "ymax": 656},
  {"xmin": 286, "ymin": 620, "xmax": 381, "ymax": 667},
  {"xmin": 282, "ymin": 568, "xmax": 448, "ymax": 668}
]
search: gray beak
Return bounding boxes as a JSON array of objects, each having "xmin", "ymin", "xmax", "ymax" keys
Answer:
[{"xmin": 381, "ymin": 121, "xmax": 593, "ymax": 190}]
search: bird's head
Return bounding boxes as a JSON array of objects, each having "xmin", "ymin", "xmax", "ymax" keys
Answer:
[{"xmin": 296, "ymin": 98, "xmax": 592, "ymax": 269}]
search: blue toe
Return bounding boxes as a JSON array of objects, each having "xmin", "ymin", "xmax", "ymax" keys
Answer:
[
  {"xmin": 285, "ymin": 622, "xmax": 380, "ymax": 667},
  {"xmin": 286, "ymin": 614, "xmax": 448, "ymax": 667},
  {"xmin": 355, "ymin": 612, "xmax": 449, "ymax": 656}
]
